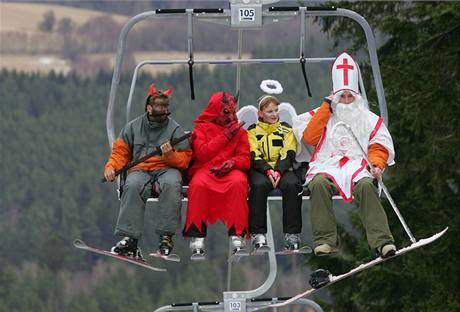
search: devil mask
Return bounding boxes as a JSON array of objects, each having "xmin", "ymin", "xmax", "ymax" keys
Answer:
[{"xmin": 194, "ymin": 91, "xmax": 239, "ymax": 126}]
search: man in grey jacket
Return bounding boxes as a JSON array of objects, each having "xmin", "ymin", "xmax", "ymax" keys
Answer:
[{"xmin": 104, "ymin": 84, "xmax": 192, "ymax": 259}]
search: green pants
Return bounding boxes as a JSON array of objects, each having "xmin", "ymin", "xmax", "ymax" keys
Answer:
[
  {"xmin": 115, "ymin": 168, "xmax": 182, "ymax": 239},
  {"xmin": 308, "ymin": 174, "xmax": 394, "ymax": 249}
]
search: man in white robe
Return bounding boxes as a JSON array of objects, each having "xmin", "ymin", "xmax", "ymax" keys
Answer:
[{"xmin": 303, "ymin": 52, "xmax": 397, "ymax": 258}]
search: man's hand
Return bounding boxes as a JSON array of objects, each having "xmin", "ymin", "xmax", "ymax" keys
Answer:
[
  {"xmin": 160, "ymin": 140, "xmax": 173, "ymax": 156},
  {"xmin": 210, "ymin": 160, "xmax": 235, "ymax": 177},
  {"xmin": 371, "ymin": 167, "xmax": 383, "ymax": 180},
  {"xmin": 325, "ymin": 92, "xmax": 334, "ymax": 113},
  {"xmin": 104, "ymin": 167, "xmax": 116, "ymax": 182},
  {"xmin": 224, "ymin": 121, "xmax": 245, "ymax": 140}
]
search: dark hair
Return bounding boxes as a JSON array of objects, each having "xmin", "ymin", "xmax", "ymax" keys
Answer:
[{"xmin": 145, "ymin": 94, "xmax": 169, "ymax": 110}]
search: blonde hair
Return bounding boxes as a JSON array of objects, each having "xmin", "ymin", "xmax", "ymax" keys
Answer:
[{"xmin": 257, "ymin": 95, "xmax": 280, "ymax": 111}]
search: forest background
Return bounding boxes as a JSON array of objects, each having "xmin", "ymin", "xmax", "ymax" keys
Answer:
[{"xmin": 0, "ymin": 1, "xmax": 459, "ymax": 312}]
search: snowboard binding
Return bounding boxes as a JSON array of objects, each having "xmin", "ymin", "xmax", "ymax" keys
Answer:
[
  {"xmin": 158, "ymin": 234, "xmax": 174, "ymax": 256},
  {"xmin": 309, "ymin": 269, "xmax": 332, "ymax": 289},
  {"xmin": 110, "ymin": 236, "xmax": 144, "ymax": 261}
]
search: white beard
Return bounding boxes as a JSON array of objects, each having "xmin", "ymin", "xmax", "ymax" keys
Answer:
[{"xmin": 330, "ymin": 93, "xmax": 371, "ymax": 154}]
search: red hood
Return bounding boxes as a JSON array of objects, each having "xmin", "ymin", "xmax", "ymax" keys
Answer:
[{"xmin": 194, "ymin": 91, "xmax": 236, "ymax": 124}]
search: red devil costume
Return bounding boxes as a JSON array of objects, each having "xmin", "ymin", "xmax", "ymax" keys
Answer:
[{"xmin": 183, "ymin": 91, "xmax": 251, "ymax": 237}]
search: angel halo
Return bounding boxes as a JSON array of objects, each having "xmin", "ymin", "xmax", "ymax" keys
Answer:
[{"xmin": 260, "ymin": 79, "xmax": 283, "ymax": 95}]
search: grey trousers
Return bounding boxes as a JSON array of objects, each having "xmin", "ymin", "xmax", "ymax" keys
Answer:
[
  {"xmin": 308, "ymin": 174, "xmax": 394, "ymax": 249},
  {"xmin": 114, "ymin": 168, "xmax": 182, "ymax": 239}
]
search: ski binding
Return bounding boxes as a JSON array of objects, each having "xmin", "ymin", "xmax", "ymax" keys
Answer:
[{"xmin": 275, "ymin": 245, "xmax": 312, "ymax": 256}]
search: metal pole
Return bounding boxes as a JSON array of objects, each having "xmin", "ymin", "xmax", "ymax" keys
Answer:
[
  {"xmin": 336, "ymin": 122, "xmax": 417, "ymax": 243},
  {"xmin": 236, "ymin": 29, "xmax": 243, "ymax": 108},
  {"xmin": 226, "ymin": 240, "xmax": 233, "ymax": 291}
]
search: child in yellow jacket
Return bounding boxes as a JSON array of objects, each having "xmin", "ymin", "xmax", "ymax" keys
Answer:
[{"xmin": 247, "ymin": 95, "xmax": 303, "ymax": 251}]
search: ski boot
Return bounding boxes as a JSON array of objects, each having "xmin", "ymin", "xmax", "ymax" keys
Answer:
[
  {"xmin": 378, "ymin": 243, "xmax": 397, "ymax": 258},
  {"xmin": 252, "ymin": 234, "xmax": 270, "ymax": 253},
  {"xmin": 230, "ymin": 236, "xmax": 248, "ymax": 256},
  {"xmin": 110, "ymin": 236, "xmax": 144, "ymax": 261},
  {"xmin": 284, "ymin": 233, "xmax": 301, "ymax": 250},
  {"xmin": 190, "ymin": 237, "xmax": 206, "ymax": 260},
  {"xmin": 314, "ymin": 243, "xmax": 338, "ymax": 256},
  {"xmin": 158, "ymin": 234, "xmax": 174, "ymax": 256}
]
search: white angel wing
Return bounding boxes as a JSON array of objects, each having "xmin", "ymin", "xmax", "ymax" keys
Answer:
[
  {"xmin": 292, "ymin": 111, "xmax": 316, "ymax": 163},
  {"xmin": 278, "ymin": 102, "xmax": 297, "ymax": 125},
  {"xmin": 236, "ymin": 105, "xmax": 258, "ymax": 129}
]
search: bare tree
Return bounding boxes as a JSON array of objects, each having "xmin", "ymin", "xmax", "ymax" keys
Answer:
[
  {"xmin": 77, "ymin": 15, "xmax": 121, "ymax": 53},
  {"xmin": 38, "ymin": 10, "xmax": 56, "ymax": 32},
  {"xmin": 57, "ymin": 17, "xmax": 75, "ymax": 35}
]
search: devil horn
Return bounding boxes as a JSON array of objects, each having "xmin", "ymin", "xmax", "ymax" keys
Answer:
[
  {"xmin": 234, "ymin": 90, "xmax": 240, "ymax": 103},
  {"xmin": 163, "ymin": 87, "xmax": 173, "ymax": 95},
  {"xmin": 222, "ymin": 91, "xmax": 228, "ymax": 104},
  {"xmin": 149, "ymin": 84, "xmax": 156, "ymax": 96}
]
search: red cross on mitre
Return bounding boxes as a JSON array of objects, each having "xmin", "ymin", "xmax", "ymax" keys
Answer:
[
  {"xmin": 332, "ymin": 52, "xmax": 359, "ymax": 94},
  {"xmin": 336, "ymin": 58, "xmax": 354, "ymax": 85}
]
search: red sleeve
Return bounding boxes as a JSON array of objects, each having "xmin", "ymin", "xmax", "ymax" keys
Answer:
[
  {"xmin": 192, "ymin": 124, "xmax": 230, "ymax": 163},
  {"xmin": 303, "ymin": 101, "xmax": 331, "ymax": 146},
  {"xmin": 231, "ymin": 129, "xmax": 251, "ymax": 171}
]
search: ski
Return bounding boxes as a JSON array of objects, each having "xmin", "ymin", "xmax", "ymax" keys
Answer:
[
  {"xmin": 190, "ymin": 252, "xmax": 206, "ymax": 261},
  {"xmin": 228, "ymin": 248, "xmax": 251, "ymax": 262},
  {"xmin": 229, "ymin": 244, "xmax": 311, "ymax": 258},
  {"xmin": 269, "ymin": 227, "xmax": 448, "ymax": 308},
  {"xmin": 252, "ymin": 245, "xmax": 271, "ymax": 255},
  {"xmin": 275, "ymin": 245, "xmax": 312, "ymax": 256},
  {"xmin": 73, "ymin": 239, "xmax": 166, "ymax": 272},
  {"xmin": 149, "ymin": 251, "xmax": 181, "ymax": 262}
]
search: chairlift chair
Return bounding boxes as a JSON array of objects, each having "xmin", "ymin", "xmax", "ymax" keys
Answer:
[{"xmin": 105, "ymin": 1, "xmax": 392, "ymax": 311}]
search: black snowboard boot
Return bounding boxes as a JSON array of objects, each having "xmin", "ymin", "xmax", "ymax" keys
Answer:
[
  {"xmin": 158, "ymin": 234, "xmax": 174, "ymax": 256},
  {"xmin": 284, "ymin": 233, "xmax": 301, "ymax": 250},
  {"xmin": 111, "ymin": 237, "xmax": 144, "ymax": 261}
]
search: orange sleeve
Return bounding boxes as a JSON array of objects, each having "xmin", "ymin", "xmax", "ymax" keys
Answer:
[
  {"xmin": 163, "ymin": 149, "xmax": 193, "ymax": 171},
  {"xmin": 303, "ymin": 101, "xmax": 331, "ymax": 146},
  {"xmin": 368, "ymin": 143, "xmax": 389, "ymax": 169},
  {"xmin": 105, "ymin": 138, "xmax": 131, "ymax": 171}
]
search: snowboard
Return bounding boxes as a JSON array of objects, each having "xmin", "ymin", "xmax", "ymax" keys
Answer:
[
  {"xmin": 270, "ymin": 227, "xmax": 448, "ymax": 308},
  {"xmin": 73, "ymin": 239, "xmax": 166, "ymax": 272},
  {"xmin": 275, "ymin": 245, "xmax": 312, "ymax": 256},
  {"xmin": 149, "ymin": 251, "xmax": 181, "ymax": 262}
]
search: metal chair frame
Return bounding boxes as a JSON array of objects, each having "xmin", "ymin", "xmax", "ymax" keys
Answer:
[{"xmin": 105, "ymin": 1, "xmax": 389, "ymax": 311}]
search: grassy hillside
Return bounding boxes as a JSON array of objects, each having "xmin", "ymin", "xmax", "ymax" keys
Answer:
[
  {"xmin": 0, "ymin": 2, "xmax": 128, "ymax": 32},
  {"xmin": 0, "ymin": 1, "xmax": 332, "ymax": 78}
]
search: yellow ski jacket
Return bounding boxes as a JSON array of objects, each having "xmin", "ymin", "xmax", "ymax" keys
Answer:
[{"xmin": 247, "ymin": 121, "xmax": 297, "ymax": 174}]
